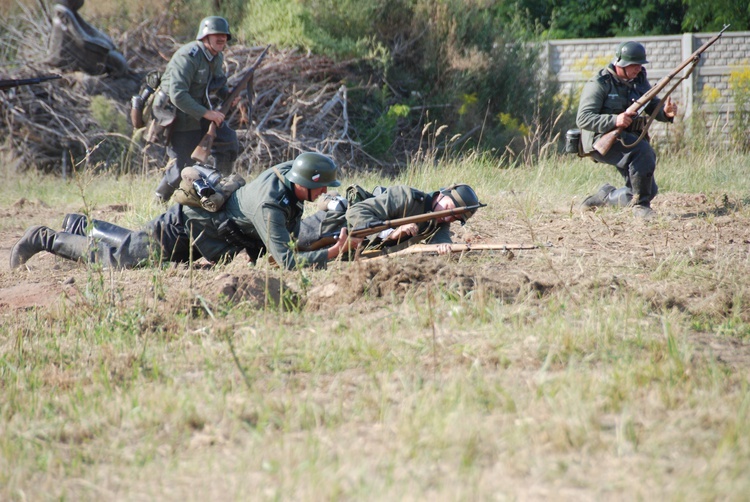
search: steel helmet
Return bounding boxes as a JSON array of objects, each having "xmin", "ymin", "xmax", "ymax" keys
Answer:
[
  {"xmin": 196, "ymin": 16, "xmax": 232, "ymax": 41},
  {"xmin": 439, "ymin": 183, "xmax": 480, "ymax": 224},
  {"xmin": 286, "ymin": 153, "xmax": 341, "ymax": 189},
  {"xmin": 614, "ymin": 41, "xmax": 648, "ymax": 67}
]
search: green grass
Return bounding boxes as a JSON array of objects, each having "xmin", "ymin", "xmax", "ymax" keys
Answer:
[{"xmin": 2, "ymin": 150, "xmax": 750, "ymax": 499}]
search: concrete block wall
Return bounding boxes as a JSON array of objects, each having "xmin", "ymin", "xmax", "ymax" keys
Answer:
[{"xmin": 544, "ymin": 31, "xmax": 750, "ymax": 140}]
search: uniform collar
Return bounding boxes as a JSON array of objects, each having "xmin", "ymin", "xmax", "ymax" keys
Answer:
[
  {"xmin": 198, "ymin": 41, "xmax": 216, "ymax": 61},
  {"xmin": 606, "ymin": 63, "xmax": 639, "ymax": 86}
]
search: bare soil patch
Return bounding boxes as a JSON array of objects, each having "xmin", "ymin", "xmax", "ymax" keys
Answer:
[{"xmin": 2, "ymin": 192, "xmax": 749, "ymax": 368}]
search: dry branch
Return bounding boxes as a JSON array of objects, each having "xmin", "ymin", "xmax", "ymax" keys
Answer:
[{"xmin": 0, "ymin": 9, "xmax": 397, "ymax": 175}]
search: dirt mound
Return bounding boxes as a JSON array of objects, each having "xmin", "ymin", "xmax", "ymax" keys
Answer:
[
  {"xmin": 306, "ymin": 255, "xmax": 552, "ymax": 310},
  {"xmin": 205, "ymin": 271, "xmax": 300, "ymax": 311}
]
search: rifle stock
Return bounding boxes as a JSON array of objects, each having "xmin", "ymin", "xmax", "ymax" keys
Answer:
[
  {"xmin": 592, "ymin": 25, "xmax": 729, "ymax": 156},
  {"xmin": 191, "ymin": 45, "xmax": 270, "ymax": 163},
  {"xmin": 362, "ymin": 242, "xmax": 542, "ymax": 259},
  {"xmin": 299, "ymin": 203, "xmax": 486, "ymax": 251}
]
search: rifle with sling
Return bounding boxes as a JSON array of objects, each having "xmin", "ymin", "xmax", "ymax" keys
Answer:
[
  {"xmin": 593, "ymin": 25, "xmax": 729, "ymax": 156},
  {"xmin": 191, "ymin": 44, "xmax": 270, "ymax": 163},
  {"xmin": 0, "ymin": 75, "xmax": 61, "ymax": 91},
  {"xmin": 299, "ymin": 203, "xmax": 486, "ymax": 251}
]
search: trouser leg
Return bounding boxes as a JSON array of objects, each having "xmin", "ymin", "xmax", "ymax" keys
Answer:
[
  {"xmin": 155, "ymin": 129, "xmax": 204, "ymax": 201},
  {"xmin": 212, "ymin": 122, "xmax": 239, "ymax": 176}
]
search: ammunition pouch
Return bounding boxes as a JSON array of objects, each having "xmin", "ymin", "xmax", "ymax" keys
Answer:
[
  {"xmin": 144, "ymin": 89, "xmax": 176, "ymax": 145},
  {"xmin": 217, "ymin": 219, "xmax": 266, "ymax": 262}
]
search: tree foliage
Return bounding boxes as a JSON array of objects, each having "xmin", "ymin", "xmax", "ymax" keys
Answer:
[{"xmin": 508, "ymin": 0, "xmax": 747, "ymax": 38}]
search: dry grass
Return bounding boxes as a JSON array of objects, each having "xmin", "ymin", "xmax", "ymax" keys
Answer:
[{"xmin": 1, "ymin": 151, "xmax": 750, "ymax": 500}]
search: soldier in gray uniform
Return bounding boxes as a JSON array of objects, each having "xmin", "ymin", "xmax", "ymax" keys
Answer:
[
  {"xmin": 10, "ymin": 153, "xmax": 357, "ymax": 271},
  {"xmin": 153, "ymin": 16, "xmax": 239, "ymax": 202},
  {"xmin": 577, "ymin": 41, "xmax": 678, "ymax": 218},
  {"xmin": 181, "ymin": 153, "xmax": 358, "ymax": 269},
  {"xmin": 344, "ymin": 184, "xmax": 480, "ymax": 252},
  {"xmin": 296, "ymin": 183, "xmax": 480, "ymax": 253}
]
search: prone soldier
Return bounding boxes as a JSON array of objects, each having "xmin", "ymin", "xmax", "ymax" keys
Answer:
[{"xmin": 10, "ymin": 153, "xmax": 359, "ymax": 270}]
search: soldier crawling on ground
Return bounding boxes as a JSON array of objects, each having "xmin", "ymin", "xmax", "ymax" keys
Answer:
[
  {"xmin": 10, "ymin": 153, "xmax": 360, "ymax": 271},
  {"xmin": 297, "ymin": 183, "xmax": 482, "ymax": 255}
]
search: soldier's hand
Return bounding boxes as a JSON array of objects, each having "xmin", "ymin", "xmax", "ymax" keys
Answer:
[
  {"xmin": 616, "ymin": 111, "xmax": 634, "ymax": 128},
  {"xmin": 663, "ymin": 96, "xmax": 678, "ymax": 118},
  {"xmin": 203, "ymin": 109, "xmax": 225, "ymax": 126},
  {"xmin": 328, "ymin": 228, "xmax": 362, "ymax": 260},
  {"xmin": 388, "ymin": 223, "xmax": 418, "ymax": 241},
  {"xmin": 436, "ymin": 244, "xmax": 453, "ymax": 255}
]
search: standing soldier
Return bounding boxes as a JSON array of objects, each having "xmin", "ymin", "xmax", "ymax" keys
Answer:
[
  {"xmin": 577, "ymin": 41, "xmax": 678, "ymax": 218},
  {"xmin": 153, "ymin": 16, "xmax": 240, "ymax": 203}
]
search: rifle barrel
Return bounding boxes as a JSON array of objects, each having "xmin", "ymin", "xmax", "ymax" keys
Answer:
[{"xmin": 0, "ymin": 74, "xmax": 61, "ymax": 91}]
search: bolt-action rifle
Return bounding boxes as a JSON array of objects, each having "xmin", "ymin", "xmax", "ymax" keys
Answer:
[
  {"xmin": 0, "ymin": 74, "xmax": 61, "ymax": 91},
  {"xmin": 299, "ymin": 203, "xmax": 486, "ymax": 251},
  {"xmin": 191, "ymin": 45, "xmax": 270, "ymax": 164},
  {"xmin": 593, "ymin": 25, "xmax": 730, "ymax": 156}
]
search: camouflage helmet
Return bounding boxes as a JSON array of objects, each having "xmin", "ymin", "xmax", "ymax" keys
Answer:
[
  {"xmin": 286, "ymin": 153, "xmax": 341, "ymax": 189},
  {"xmin": 614, "ymin": 41, "xmax": 648, "ymax": 67},
  {"xmin": 439, "ymin": 183, "xmax": 480, "ymax": 224},
  {"xmin": 196, "ymin": 16, "xmax": 232, "ymax": 41}
]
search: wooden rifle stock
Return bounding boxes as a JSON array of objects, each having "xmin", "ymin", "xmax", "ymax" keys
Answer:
[
  {"xmin": 592, "ymin": 25, "xmax": 729, "ymax": 156},
  {"xmin": 191, "ymin": 45, "xmax": 271, "ymax": 163},
  {"xmin": 299, "ymin": 203, "xmax": 486, "ymax": 251}
]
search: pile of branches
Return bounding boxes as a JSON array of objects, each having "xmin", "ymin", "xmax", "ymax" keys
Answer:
[{"xmin": 0, "ymin": 7, "xmax": 387, "ymax": 175}]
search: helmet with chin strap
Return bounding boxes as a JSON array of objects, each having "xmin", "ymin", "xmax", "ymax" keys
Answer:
[
  {"xmin": 614, "ymin": 41, "xmax": 648, "ymax": 67},
  {"xmin": 286, "ymin": 152, "xmax": 341, "ymax": 189},
  {"xmin": 439, "ymin": 183, "xmax": 480, "ymax": 224},
  {"xmin": 196, "ymin": 16, "xmax": 232, "ymax": 41}
]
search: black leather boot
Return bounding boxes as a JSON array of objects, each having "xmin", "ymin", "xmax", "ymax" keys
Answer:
[
  {"xmin": 606, "ymin": 187, "xmax": 633, "ymax": 207},
  {"xmin": 213, "ymin": 155, "xmax": 235, "ymax": 177},
  {"xmin": 89, "ymin": 220, "xmax": 134, "ymax": 248},
  {"xmin": 62, "ymin": 213, "xmax": 88, "ymax": 235},
  {"xmin": 630, "ymin": 173, "xmax": 655, "ymax": 218},
  {"xmin": 581, "ymin": 184, "xmax": 616, "ymax": 209},
  {"xmin": 10, "ymin": 226, "xmax": 88, "ymax": 268}
]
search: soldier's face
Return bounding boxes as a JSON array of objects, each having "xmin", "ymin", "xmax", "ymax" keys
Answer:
[
  {"xmin": 204, "ymin": 34, "xmax": 228, "ymax": 55},
  {"xmin": 294, "ymin": 184, "xmax": 327, "ymax": 202},
  {"xmin": 433, "ymin": 194, "xmax": 459, "ymax": 223},
  {"xmin": 616, "ymin": 64, "xmax": 642, "ymax": 81}
]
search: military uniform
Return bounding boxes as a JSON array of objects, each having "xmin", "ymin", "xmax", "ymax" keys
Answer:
[
  {"xmin": 154, "ymin": 35, "xmax": 239, "ymax": 199},
  {"xmin": 345, "ymin": 185, "xmax": 453, "ymax": 247},
  {"xmin": 181, "ymin": 162, "xmax": 331, "ymax": 269},
  {"xmin": 577, "ymin": 63, "xmax": 673, "ymax": 208}
]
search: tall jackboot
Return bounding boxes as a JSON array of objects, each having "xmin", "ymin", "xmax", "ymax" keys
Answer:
[
  {"xmin": 50, "ymin": 232, "xmax": 90, "ymax": 262},
  {"xmin": 154, "ymin": 158, "xmax": 181, "ymax": 202},
  {"xmin": 630, "ymin": 173, "xmax": 655, "ymax": 219},
  {"xmin": 606, "ymin": 187, "xmax": 633, "ymax": 207},
  {"xmin": 10, "ymin": 226, "xmax": 89, "ymax": 268},
  {"xmin": 62, "ymin": 213, "xmax": 88, "ymax": 235},
  {"xmin": 213, "ymin": 154, "xmax": 235, "ymax": 177},
  {"xmin": 580, "ymin": 184, "xmax": 616, "ymax": 209},
  {"xmin": 89, "ymin": 220, "xmax": 134, "ymax": 248}
]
